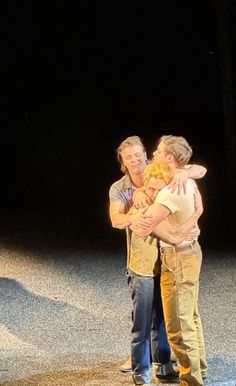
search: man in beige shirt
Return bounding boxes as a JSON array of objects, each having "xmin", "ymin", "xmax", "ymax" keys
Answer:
[{"xmin": 131, "ymin": 135, "xmax": 207, "ymax": 386}]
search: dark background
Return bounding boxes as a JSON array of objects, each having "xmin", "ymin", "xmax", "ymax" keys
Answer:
[{"xmin": 1, "ymin": 0, "xmax": 236, "ymax": 253}]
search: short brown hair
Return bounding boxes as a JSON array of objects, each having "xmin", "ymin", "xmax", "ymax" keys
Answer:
[{"xmin": 159, "ymin": 135, "xmax": 193, "ymax": 167}]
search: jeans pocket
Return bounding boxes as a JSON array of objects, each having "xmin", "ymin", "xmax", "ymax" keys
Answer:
[
  {"xmin": 127, "ymin": 274, "xmax": 134, "ymax": 288},
  {"xmin": 177, "ymin": 253, "xmax": 201, "ymax": 282}
]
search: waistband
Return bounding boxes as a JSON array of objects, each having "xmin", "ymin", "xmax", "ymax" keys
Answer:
[{"xmin": 160, "ymin": 240, "xmax": 198, "ymax": 254}]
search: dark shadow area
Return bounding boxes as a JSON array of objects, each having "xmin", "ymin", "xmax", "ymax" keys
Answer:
[
  {"xmin": 0, "ymin": 0, "xmax": 235, "ymax": 255},
  {"xmin": 0, "ymin": 121, "xmax": 234, "ymax": 255},
  {"xmin": 0, "ymin": 277, "xmax": 99, "ymax": 352}
]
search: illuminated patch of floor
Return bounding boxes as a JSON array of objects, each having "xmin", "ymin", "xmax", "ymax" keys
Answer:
[{"xmin": 0, "ymin": 360, "xmax": 132, "ymax": 386}]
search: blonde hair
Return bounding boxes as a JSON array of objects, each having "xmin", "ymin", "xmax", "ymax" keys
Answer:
[
  {"xmin": 117, "ymin": 135, "xmax": 146, "ymax": 174},
  {"xmin": 159, "ymin": 135, "xmax": 193, "ymax": 167},
  {"xmin": 143, "ymin": 162, "xmax": 173, "ymax": 186}
]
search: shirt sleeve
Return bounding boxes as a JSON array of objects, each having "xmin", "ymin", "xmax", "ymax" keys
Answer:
[{"xmin": 109, "ymin": 183, "xmax": 124, "ymax": 203}]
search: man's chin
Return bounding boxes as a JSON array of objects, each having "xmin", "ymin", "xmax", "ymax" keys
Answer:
[{"xmin": 132, "ymin": 168, "xmax": 143, "ymax": 174}]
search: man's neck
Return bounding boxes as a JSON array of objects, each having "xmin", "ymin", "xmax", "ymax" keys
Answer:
[
  {"xmin": 129, "ymin": 172, "xmax": 144, "ymax": 188},
  {"xmin": 167, "ymin": 161, "xmax": 182, "ymax": 174},
  {"xmin": 171, "ymin": 167, "xmax": 183, "ymax": 175}
]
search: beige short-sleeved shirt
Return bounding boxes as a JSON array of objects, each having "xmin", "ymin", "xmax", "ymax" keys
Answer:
[{"xmin": 156, "ymin": 178, "xmax": 197, "ymax": 248}]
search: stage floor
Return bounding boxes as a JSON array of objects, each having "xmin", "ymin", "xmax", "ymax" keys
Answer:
[{"xmin": 0, "ymin": 242, "xmax": 235, "ymax": 385}]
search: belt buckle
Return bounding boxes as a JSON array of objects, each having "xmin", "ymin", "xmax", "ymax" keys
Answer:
[{"xmin": 161, "ymin": 245, "xmax": 176, "ymax": 253}]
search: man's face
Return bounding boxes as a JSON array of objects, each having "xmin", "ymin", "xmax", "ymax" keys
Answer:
[
  {"xmin": 121, "ymin": 145, "xmax": 146, "ymax": 175},
  {"xmin": 145, "ymin": 177, "xmax": 166, "ymax": 201},
  {"xmin": 152, "ymin": 141, "xmax": 168, "ymax": 163}
]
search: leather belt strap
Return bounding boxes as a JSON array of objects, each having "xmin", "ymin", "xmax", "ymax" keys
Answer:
[{"xmin": 160, "ymin": 240, "xmax": 197, "ymax": 254}]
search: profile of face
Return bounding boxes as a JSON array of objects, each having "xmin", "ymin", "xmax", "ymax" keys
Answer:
[
  {"xmin": 144, "ymin": 177, "xmax": 166, "ymax": 201},
  {"xmin": 121, "ymin": 145, "xmax": 147, "ymax": 175},
  {"xmin": 152, "ymin": 140, "xmax": 167, "ymax": 163}
]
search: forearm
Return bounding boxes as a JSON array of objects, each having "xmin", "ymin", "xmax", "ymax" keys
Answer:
[
  {"xmin": 154, "ymin": 210, "xmax": 201, "ymax": 244},
  {"xmin": 132, "ymin": 187, "xmax": 145, "ymax": 200},
  {"xmin": 130, "ymin": 224, "xmax": 151, "ymax": 237},
  {"xmin": 109, "ymin": 200, "xmax": 134, "ymax": 229},
  {"xmin": 131, "ymin": 203, "xmax": 170, "ymax": 237},
  {"xmin": 132, "ymin": 187, "xmax": 151, "ymax": 209},
  {"xmin": 110, "ymin": 212, "xmax": 132, "ymax": 229},
  {"xmin": 185, "ymin": 164, "xmax": 207, "ymax": 179}
]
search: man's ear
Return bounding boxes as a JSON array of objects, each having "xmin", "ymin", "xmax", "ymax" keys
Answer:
[{"xmin": 166, "ymin": 153, "xmax": 174, "ymax": 163}]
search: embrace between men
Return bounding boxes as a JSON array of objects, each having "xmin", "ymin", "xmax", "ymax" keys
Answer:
[{"xmin": 109, "ymin": 135, "xmax": 207, "ymax": 386}]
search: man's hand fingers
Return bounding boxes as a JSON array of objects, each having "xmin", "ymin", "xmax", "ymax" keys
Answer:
[
  {"xmin": 169, "ymin": 183, "xmax": 176, "ymax": 193},
  {"xmin": 141, "ymin": 199, "xmax": 149, "ymax": 209},
  {"xmin": 180, "ymin": 182, "xmax": 187, "ymax": 195},
  {"xmin": 133, "ymin": 214, "xmax": 155, "ymax": 228},
  {"xmin": 133, "ymin": 198, "xmax": 150, "ymax": 210},
  {"xmin": 169, "ymin": 181, "xmax": 187, "ymax": 194},
  {"xmin": 168, "ymin": 169, "xmax": 188, "ymax": 194}
]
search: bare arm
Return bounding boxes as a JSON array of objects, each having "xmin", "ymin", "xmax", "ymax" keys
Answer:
[
  {"xmin": 109, "ymin": 201, "xmax": 132, "ymax": 229},
  {"xmin": 109, "ymin": 200, "xmax": 148, "ymax": 231},
  {"xmin": 130, "ymin": 202, "xmax": 170, "ymax": 237},
  {"xmin": 133, "ymin": 164, "xmax": 207, "ymax": 203},
  {"xmin": 168, "ymin": 164, "xmax": 207, "ymax": 194},
  {"xmin": 184, "ymin": 164, "xmax": 207, "ymax": 179},
  {"xmin": 132, "ymin": 187, "xmax": 151, "ymax": 209}
]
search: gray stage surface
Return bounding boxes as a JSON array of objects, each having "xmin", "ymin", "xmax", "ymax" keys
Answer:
[{"xmin": 0, "ymin": 241, "xmax": 235, "ymax": 386}]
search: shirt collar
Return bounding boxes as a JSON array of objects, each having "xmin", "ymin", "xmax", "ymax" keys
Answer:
[{"xmin": 123, "ymin": 173, "xmax": 136, "ymax": 191}]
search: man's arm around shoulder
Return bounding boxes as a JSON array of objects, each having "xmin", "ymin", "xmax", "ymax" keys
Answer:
[{"xmin": 130, "ymin": 202, "xmax": 170, "ymax": 237}]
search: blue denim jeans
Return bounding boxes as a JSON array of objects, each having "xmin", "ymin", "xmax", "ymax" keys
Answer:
[{"xmin": 128, "ymin": 271, "xmax": 171, "ymax": 384}]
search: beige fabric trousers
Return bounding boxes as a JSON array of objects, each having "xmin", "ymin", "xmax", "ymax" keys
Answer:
[{"xmin": 160, "ymin": 241, "xmax": 207, "ymax": 386}]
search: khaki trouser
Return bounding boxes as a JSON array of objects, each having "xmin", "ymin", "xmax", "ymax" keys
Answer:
[{"xmin": 160, "ymin": 241, "xmax": 207, "ymax": 386}]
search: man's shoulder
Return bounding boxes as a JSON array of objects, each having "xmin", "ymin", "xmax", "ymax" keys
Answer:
[
  {"xmin": 156, "ymin": 179, "xmax": 196, "ymax": 205},
  {"xmin": 109, "ymin": 175, "xmax": 134, "ymax": 202},
  {"xmin": 183, "ymin": 178, "xmax": 197, "ymax": 196},
  {"xmin": 109, "ymin": 174, "xmax": 132, "ymax": 191},
  {"xmin": 160, "ymin": 179, "xmax": 196, "ymax": 197}
]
